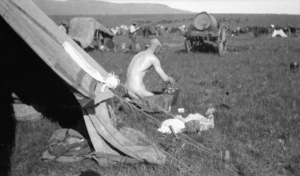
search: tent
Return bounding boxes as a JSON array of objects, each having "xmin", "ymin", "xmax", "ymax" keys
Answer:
[
  {"xmin": 0, "ymin": 0, "xmax": 165, "ymax": 165},
  {"xmin": 272, "ymin": 29, "xmax": 288, "ymax": 38},
  {"xmin": 68, "ymin": 17, "xmax": 114, "ymax": 49}
]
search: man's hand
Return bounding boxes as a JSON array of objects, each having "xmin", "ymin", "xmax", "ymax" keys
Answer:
[
  {"xmin": 169, "ymin": 77, "xmax": 176, "ymax": 84},
  {"xmin": 166, "ymin": 76, "xmax": 175, "ymax": 85}
]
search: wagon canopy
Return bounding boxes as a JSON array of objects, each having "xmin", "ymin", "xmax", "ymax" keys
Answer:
[{"xmin": 68, "ymin": 17, "xmax": 114, "ymax": 49}]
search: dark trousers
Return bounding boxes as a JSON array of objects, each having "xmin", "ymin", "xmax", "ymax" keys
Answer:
[
  {"xmin": 130, "ymin": 37, "xmax": 136, "ymax": 52},
  {"xmin": 129, "ymin": 32, "xmax": 136, "ymax": 52}
]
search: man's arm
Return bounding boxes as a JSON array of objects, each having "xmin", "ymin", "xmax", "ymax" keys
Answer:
[
  {"xmin": 152, "ymin": 57, "xmax": 174, "ymax": 84},
  {"xmin": 129, "ymin": 25, "xmax": 139, "ymax": 33}
]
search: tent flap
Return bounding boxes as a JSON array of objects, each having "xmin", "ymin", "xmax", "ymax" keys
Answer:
[
  {"xmin": 84, "ymin": 103, "xmax": 166, "ymax": 164},
  {"xmin": 0, "ymin": 0, "xmax": 113, "ymax": 99}
]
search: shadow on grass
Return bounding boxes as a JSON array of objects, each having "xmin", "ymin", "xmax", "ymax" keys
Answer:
[{"xmin": 0, "ymin": 15, "xmax": 89, "ymax": 175}]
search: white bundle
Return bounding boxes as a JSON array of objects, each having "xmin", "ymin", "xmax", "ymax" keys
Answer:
[
  {"xmin": 158, "ymin": 118, "xmax": 185, "ymax": 134},
  {"xmin": 157, "ymin": 108, "xmax": 216, "ymax": 134}
]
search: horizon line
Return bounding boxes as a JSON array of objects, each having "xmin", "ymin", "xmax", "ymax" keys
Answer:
[{"xmin": 48, "ymin": 13, "xmax": 300, "ymax": 15}]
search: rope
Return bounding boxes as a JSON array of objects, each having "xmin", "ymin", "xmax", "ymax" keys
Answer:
[
  {"xmin": 114, "ymin": 92, "xmax": 220, "ymax": 159},
  {"xmin": 110, "ymin": 86, "xmax": 238, "ymax": 174},
  {"xmin": 113, "ymin": 84, "xmax": 222, "ymax": 158},
  {"xmin": 110, "ymin": 105, "xmax": 213, "ymax": 176}
]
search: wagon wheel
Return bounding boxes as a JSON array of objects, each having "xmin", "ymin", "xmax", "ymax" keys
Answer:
[
  {"xmin": 185, "ymin": 38, "xmax": 192, "ymax": 53},
  {"xmin": 217, "ymin": 24, "xmax": 227, "ymax": 55}
]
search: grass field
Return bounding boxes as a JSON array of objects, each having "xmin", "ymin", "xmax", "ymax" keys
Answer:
[{"xmin": 2, "ymin": 14, "xmax": 300, "ymax": 176}]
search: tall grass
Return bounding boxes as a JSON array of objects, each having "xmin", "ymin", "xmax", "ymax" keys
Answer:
[{"xmin": 9, "ymin": 31, "xmax": 300, "ymax": 175}]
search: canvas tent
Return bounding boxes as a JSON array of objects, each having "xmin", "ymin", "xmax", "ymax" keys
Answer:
[
  {"xmin": 68, "ymin": 17, "xmax": 114, "ymax": 49},
  {"xmin": 272, "ymin": 29, "xmax": 288, "ymax": 38},
  {"xmin": 0, "ymin": 0, "xmax": 165, "ymax": 165}
]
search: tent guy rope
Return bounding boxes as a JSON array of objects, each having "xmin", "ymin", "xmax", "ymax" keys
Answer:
[{"xmin": 111, "ymin": 89, "xmax": 238, "ymax": 175}]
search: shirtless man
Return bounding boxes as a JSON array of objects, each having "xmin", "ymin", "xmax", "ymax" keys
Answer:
[{"xmin": 125, "ymin": 38, "xmax": 175, "ymax": 99}]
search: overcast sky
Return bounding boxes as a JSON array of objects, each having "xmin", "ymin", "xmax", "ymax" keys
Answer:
[{"xmin": 99, "ymin": 0, "xmax": 300, "ymax": 14}]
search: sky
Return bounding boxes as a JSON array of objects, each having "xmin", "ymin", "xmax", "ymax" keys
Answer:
[{"xmin": 99, "ymin": 0, "xmax": 300, "ymax": 14}]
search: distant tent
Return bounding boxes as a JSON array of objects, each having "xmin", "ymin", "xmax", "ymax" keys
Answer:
[
  {"xmin": 0, "ymin": 0, "xmax": 165, "ymax": 165},
  {"xmin": 68, "ymin": 17, "xmax": 114, "ymax": 49},
  {"xmin": 272, "ymin": 29, "xmax": 287, "ymax": 38}
]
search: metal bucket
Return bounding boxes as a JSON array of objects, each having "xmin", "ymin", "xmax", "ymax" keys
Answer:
[{"xmin": 192, "ymin": 12, "xmax": 218, "ymax": 31}]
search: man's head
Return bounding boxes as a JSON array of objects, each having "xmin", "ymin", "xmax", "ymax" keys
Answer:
[{"xmin": 149, "ymin": 38, "xmax": 163, "ymax": 54}]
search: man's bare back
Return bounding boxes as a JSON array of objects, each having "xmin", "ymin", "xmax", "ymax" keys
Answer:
[{"xmin": 125, "ymin": 38, "xmax": 175, "ymax": 99}]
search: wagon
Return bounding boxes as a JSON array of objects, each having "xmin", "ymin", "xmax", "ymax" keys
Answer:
[
  {"xmin": 184, "ymin": 12, "xmax": 227, "ymax": 55},
  {"xmin": 68, "ymin": 17, "xmax": 114, "ymax": 49}
]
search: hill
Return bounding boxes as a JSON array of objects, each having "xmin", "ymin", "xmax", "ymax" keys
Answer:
[{"xmin": 32, "ymin": 0, "xmax": 192, "ymax": 15}]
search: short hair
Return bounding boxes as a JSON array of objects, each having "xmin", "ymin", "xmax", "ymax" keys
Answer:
[{"xmin": 150, "ymin": 38, "xmax": 162, "ymax": 48}]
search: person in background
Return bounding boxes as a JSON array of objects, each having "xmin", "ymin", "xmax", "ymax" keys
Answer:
[
  {"xmin": 103, "ymin": 37, "xmax": 116, "ymax": 52},
  {"xmin": 128, "ymin": 22, "xmax": 139, "ymax": 52}
]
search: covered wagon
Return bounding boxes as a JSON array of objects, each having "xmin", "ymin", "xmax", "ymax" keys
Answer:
[
  {"xmin": 184, "ymin": 12, "xmax": 227, "ymax": 55},
  {"xmin": 68, "ymin": 17, "xmax": 114, "ymax": 49}
]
